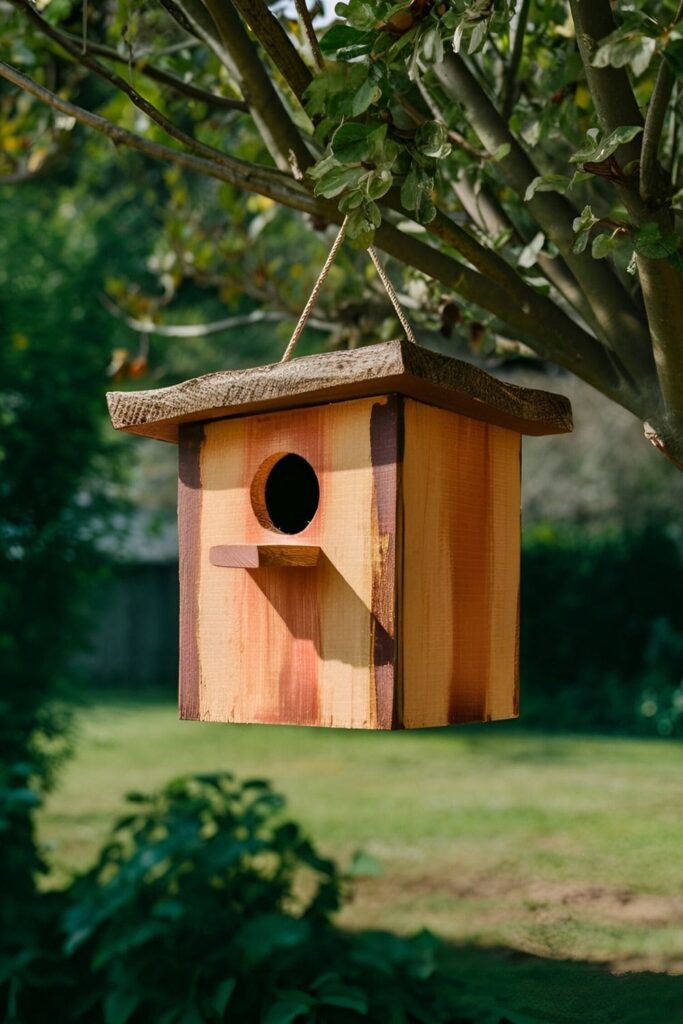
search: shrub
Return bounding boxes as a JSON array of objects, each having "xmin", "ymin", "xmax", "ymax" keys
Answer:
[
  {"xmin": 521, "ymin": 525, "xmax": 683, "ymax": 735},
  {"xmin": 7, "ymin": 774, "xmax": 471, "ymax": 1024}
]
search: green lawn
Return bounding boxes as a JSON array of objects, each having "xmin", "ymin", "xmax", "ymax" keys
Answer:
[{"xmin": 39, "ymin": 695, "xmax": 683, "ymax": 1024}]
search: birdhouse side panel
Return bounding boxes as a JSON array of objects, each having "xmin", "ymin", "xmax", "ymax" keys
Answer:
[
  {"xmin": 178, "ymin": 396, "xmax": 400, "ymax": 729},
  {"xmin": 400, "ymin": 399, "xmax": 521, "ymax": 727}
]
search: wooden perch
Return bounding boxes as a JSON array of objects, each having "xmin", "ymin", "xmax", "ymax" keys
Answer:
[{"xmin": 209, "ymin": 544, "xmax": 321, "ymax": 568}]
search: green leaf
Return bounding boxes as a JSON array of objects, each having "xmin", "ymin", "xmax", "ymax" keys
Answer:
[
  {"xmin": 364, "ymin": 168, "xmax": 393, "ymax": 200},
  {"xmin": 633, "ymin": 223, "xmax": 681, "ymax": 259},
  {"xmin": 211, "ymin": 977, "xmax": 236, "ymax": 1016},
  {"xmin": 414, "ymin": 121, "xmax": 451, "ymax": 160},
  {"xmin": 104, "ymin": 990, "xmax": 140, "ymax": 1024},
  {"xmin": 468, "ymin": 18, "xmax": 489, "ymax": 55},
  {"xmin": 336, "ymin": 0, "xmax": 377, "ymax": 30},
  {"xmin": 263, "ymin": 996, "xmax": 313, "ymax": 1024},
  {"xmin": 351, "ymin": 77, "xmax": 382, "ymax": 116},
  {"xmin": 331, "ymin": 122, "xmax": 387, "ymax": 163},
  {"xmin": 312, "ymin": 162, "xmax": 366, "ymax": 198},
  {"xmin": 524, "ymin": 174, "xmax": 572, "ymax": 201},
  {"xmin": 591, "ymin": 233, "xmax": 618, "ymax": 259},
  {"xmin": 319, "ymin": 24, "xmax": 373, "ymax": 58},
  {"xmin": 571, "ymin": 205, "xmax": 598, "ymax": 255},
  {"xmin": 593, "ymin": 31, "xmax": 656, "ymax": 78},
  {"xmin": 570, "ymin": 125, "xmax": 643, "ymax": 165}
]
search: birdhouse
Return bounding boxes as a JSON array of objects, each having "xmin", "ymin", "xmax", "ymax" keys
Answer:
[{"xmin": 107, "ymin": 340, "xmax": 572, "ymax": 730}]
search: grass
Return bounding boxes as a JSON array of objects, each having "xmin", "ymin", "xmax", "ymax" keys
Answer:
[{"xmin": 39, "ymin": 693, "xmax": 683, "ymax": 1024}]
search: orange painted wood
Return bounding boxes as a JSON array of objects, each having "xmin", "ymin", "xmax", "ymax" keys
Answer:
[
  {"xmin": 209, "ymin": 544, "xmax": 321, "ymax": 568},
  {"xmin": 180, "ymin": 396, "xmax": 399, "ymax": 729},
  {"xmin": 400, "ymin": 399, "xmax": 520, "ymax": 727}
]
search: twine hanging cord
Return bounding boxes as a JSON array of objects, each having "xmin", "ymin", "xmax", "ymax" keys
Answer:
[{"xmin": 281, "ymin": 216, "xmax": 417, "ymax": 362}]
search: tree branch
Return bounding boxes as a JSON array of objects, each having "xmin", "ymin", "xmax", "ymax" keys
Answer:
[
  {"xmin": 0, "ymin": 59, "xmax": 307, "ymax": 205},
  {"xmin": 58, "ymin": 30, "xmax": 248, "ymax": 113},
  {"xmin": 163, "ymin": 0, "xmax": 311, "ymax": 172},
  {"xmin": 640, "ymin": 1, "xmax": 683, "ymax": 202},
  {"xmin": 228, "ymin": 0, "xmax": 313, "ymax": 101},
  {"xmin": 568, "ymin": 0, "xmax": 643, "ymax": 168},
  {"xmin": 9, "ymin": 0, "xmax": 251, "ymax": 175},
  {"xmin": 430, "ymin": 53, "xmax": 656, "ymax": 388},
  {"xmin": 3, "ymin": 54, "xmax": 640, "ymax": 416},
  {"xmin": 501, "ymin": 0, "xmax": 530, "ymax": 120},
  {"xmin": 293, "ymin": 0, "xmax": 324, "ymax": 71}
]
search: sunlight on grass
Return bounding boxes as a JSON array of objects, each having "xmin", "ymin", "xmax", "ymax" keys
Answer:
[{"xmin": 40, "ymin": 693, "xmax": 683, "ymax": 998}]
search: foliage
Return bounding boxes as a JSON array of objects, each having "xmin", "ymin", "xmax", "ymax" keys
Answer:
[
  {"xmin": 10, "ymin": 774, "xmax": 472, "ymax": 1024},
  {"xmin": 0, "ymin": 175, "xmax": 156, "ymax": 1013},
  {"xmin": 3, "ymin": 0, "xmax": 683, "ymax": 462},
  {"xmin": 521, "ymin": 525, "xmax": 683, "ymax": 736}
]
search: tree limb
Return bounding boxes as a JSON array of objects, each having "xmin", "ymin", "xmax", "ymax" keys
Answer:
[
  {"xmin": 163, "ymin": 0, "xmax": 311, "ymax": 172},
  {"xmin": 568, "ymin": 0, "xmax": 643, "ymax": 168},
  {"xmin": 9, "ymin": 0, "xmax": 251, "ymax": 175},
  {"xmin": 293, "ymin": 0, "xmax": 324, "ymax": 71},
  {"xmin": 0, "ymin": 59, "xmax": 305, "ymax": 204},
  {"xmin": 430, "ymin": 53, "xmax": 656, "ymax": 388},
  {"xmin": 640, "ymin": 1, "xmax": 683, "ymax": 202},
  {"xmin": 58, "ymin": 30, "xmax": 248, "ymax": 112},
  {"xmin": 501, "ymin": 0, "xmax": 530, "ymax": 120},
  {"xmin": 228, "ymin": 0, "xmax": 313, "ymax": 101}
]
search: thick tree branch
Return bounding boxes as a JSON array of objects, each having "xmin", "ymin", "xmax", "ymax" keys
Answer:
[
  {"xmin": 430, "ymin": 53, "xmax": 656, "ymax": 389},
  {"xmin": 640, "ymin": 2, "xmax": 683, "ymax": 202},
  {"xmin": 161, "ymin": 0, "xmax": 310, "ymax": 172},
  {"xmin": 228, "ymin": 0, "xmax": 313, "ymax": 101},
  {"xmin": 2, "ymin": 57, "xmax": 642, "ymax": 417},
  {"xmin": 568, "ymin": 0, "xmax": 644, "ymax": 165}
]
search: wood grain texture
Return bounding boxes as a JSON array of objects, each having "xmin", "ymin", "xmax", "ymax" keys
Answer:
[
  {"xmin": 185, "ymin": 396, "xmax": 399, "ymax": 729},
  {"xmin": 107, "ymin": 339, "xmax": 572, "ymax": 442},
  {"xmin": 178, "ymin": 423, "xmax": 203, "ymax": 720},
  {"xmin": 400, "ymin": 399, "xmax": 520, "ymax": 727},
  {"xmin": 209, "ymin": 544, "xmax": 320, "ymax": 567}
]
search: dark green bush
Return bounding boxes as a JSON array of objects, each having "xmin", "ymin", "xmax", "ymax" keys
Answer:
[
  {"xmin": 521, "ymin": 525, "xmax": 683, "ymax": 735},
  {"xmin": 10, "ymin": 774, "xmax": 471, "ymax": 1024}
]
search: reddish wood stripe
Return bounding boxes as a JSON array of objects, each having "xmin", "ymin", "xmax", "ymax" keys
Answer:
[
  {"xmin": 178, "ymin": 423, "xmax": 203, "ymax": 720},
  {"xmin": 369, "ymin": 397, "xmax": 399, "ymax": 729}
]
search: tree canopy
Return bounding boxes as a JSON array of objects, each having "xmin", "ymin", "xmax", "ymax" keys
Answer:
[{"xmin": 1, "ymin": 0, "xmax": 682, "ymax": 464}]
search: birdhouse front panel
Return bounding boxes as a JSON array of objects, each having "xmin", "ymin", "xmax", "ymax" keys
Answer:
[{"xmin": 178, "ymin": 396, "xmax": 400, "ymax": 729}]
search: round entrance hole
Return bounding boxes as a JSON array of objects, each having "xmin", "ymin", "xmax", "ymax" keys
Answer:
[{"xmin": 251, "ymin": 453, "xmax": 320, "ymax": 534}]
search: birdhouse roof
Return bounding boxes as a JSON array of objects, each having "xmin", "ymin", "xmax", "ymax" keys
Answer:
[{"xmin": 107, "ymin": 339, "xmax": 572, "ymax": 443}]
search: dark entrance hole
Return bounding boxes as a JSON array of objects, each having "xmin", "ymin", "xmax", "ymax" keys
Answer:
[{"xmin": 253, "ymin": 453, "xmax": 320, "ymax": 534}]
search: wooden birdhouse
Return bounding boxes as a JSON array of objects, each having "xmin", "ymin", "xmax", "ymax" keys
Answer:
[{"xmin": 108, "ymin": 340, "xmax": 572, "ymax": 730}]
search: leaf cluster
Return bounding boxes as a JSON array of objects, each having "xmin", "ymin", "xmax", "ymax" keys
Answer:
[{"xmin": 6, "ymin": 773, "xmax": 474, "ymax": 1024}]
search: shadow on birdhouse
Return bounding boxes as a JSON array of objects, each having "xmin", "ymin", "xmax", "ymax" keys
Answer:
[{"xmin": 108, "ymin": 340, "xmax": 572, "ymax": 730}]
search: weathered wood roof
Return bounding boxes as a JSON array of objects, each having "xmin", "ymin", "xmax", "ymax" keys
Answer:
[{"xmin": 107, "ymin": 339, "xmax": 572, "ymax": 442}]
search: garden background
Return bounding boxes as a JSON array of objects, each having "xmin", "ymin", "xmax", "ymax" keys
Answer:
[{"xmin": 2, "ymin": 4, "xmax": 683, "ymax": 1018}]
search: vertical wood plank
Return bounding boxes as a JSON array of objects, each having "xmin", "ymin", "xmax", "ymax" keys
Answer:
[
  {"xmin": 369, "ymin": 397, "xmax": 400, "ymax": 729},
  {"xmin": 401, "ymin": 399, "xmax": 520, "ymax": 727},
  {"xmin": 178, "ymin": 423, "xmax": 204, "ymax": 720}
]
